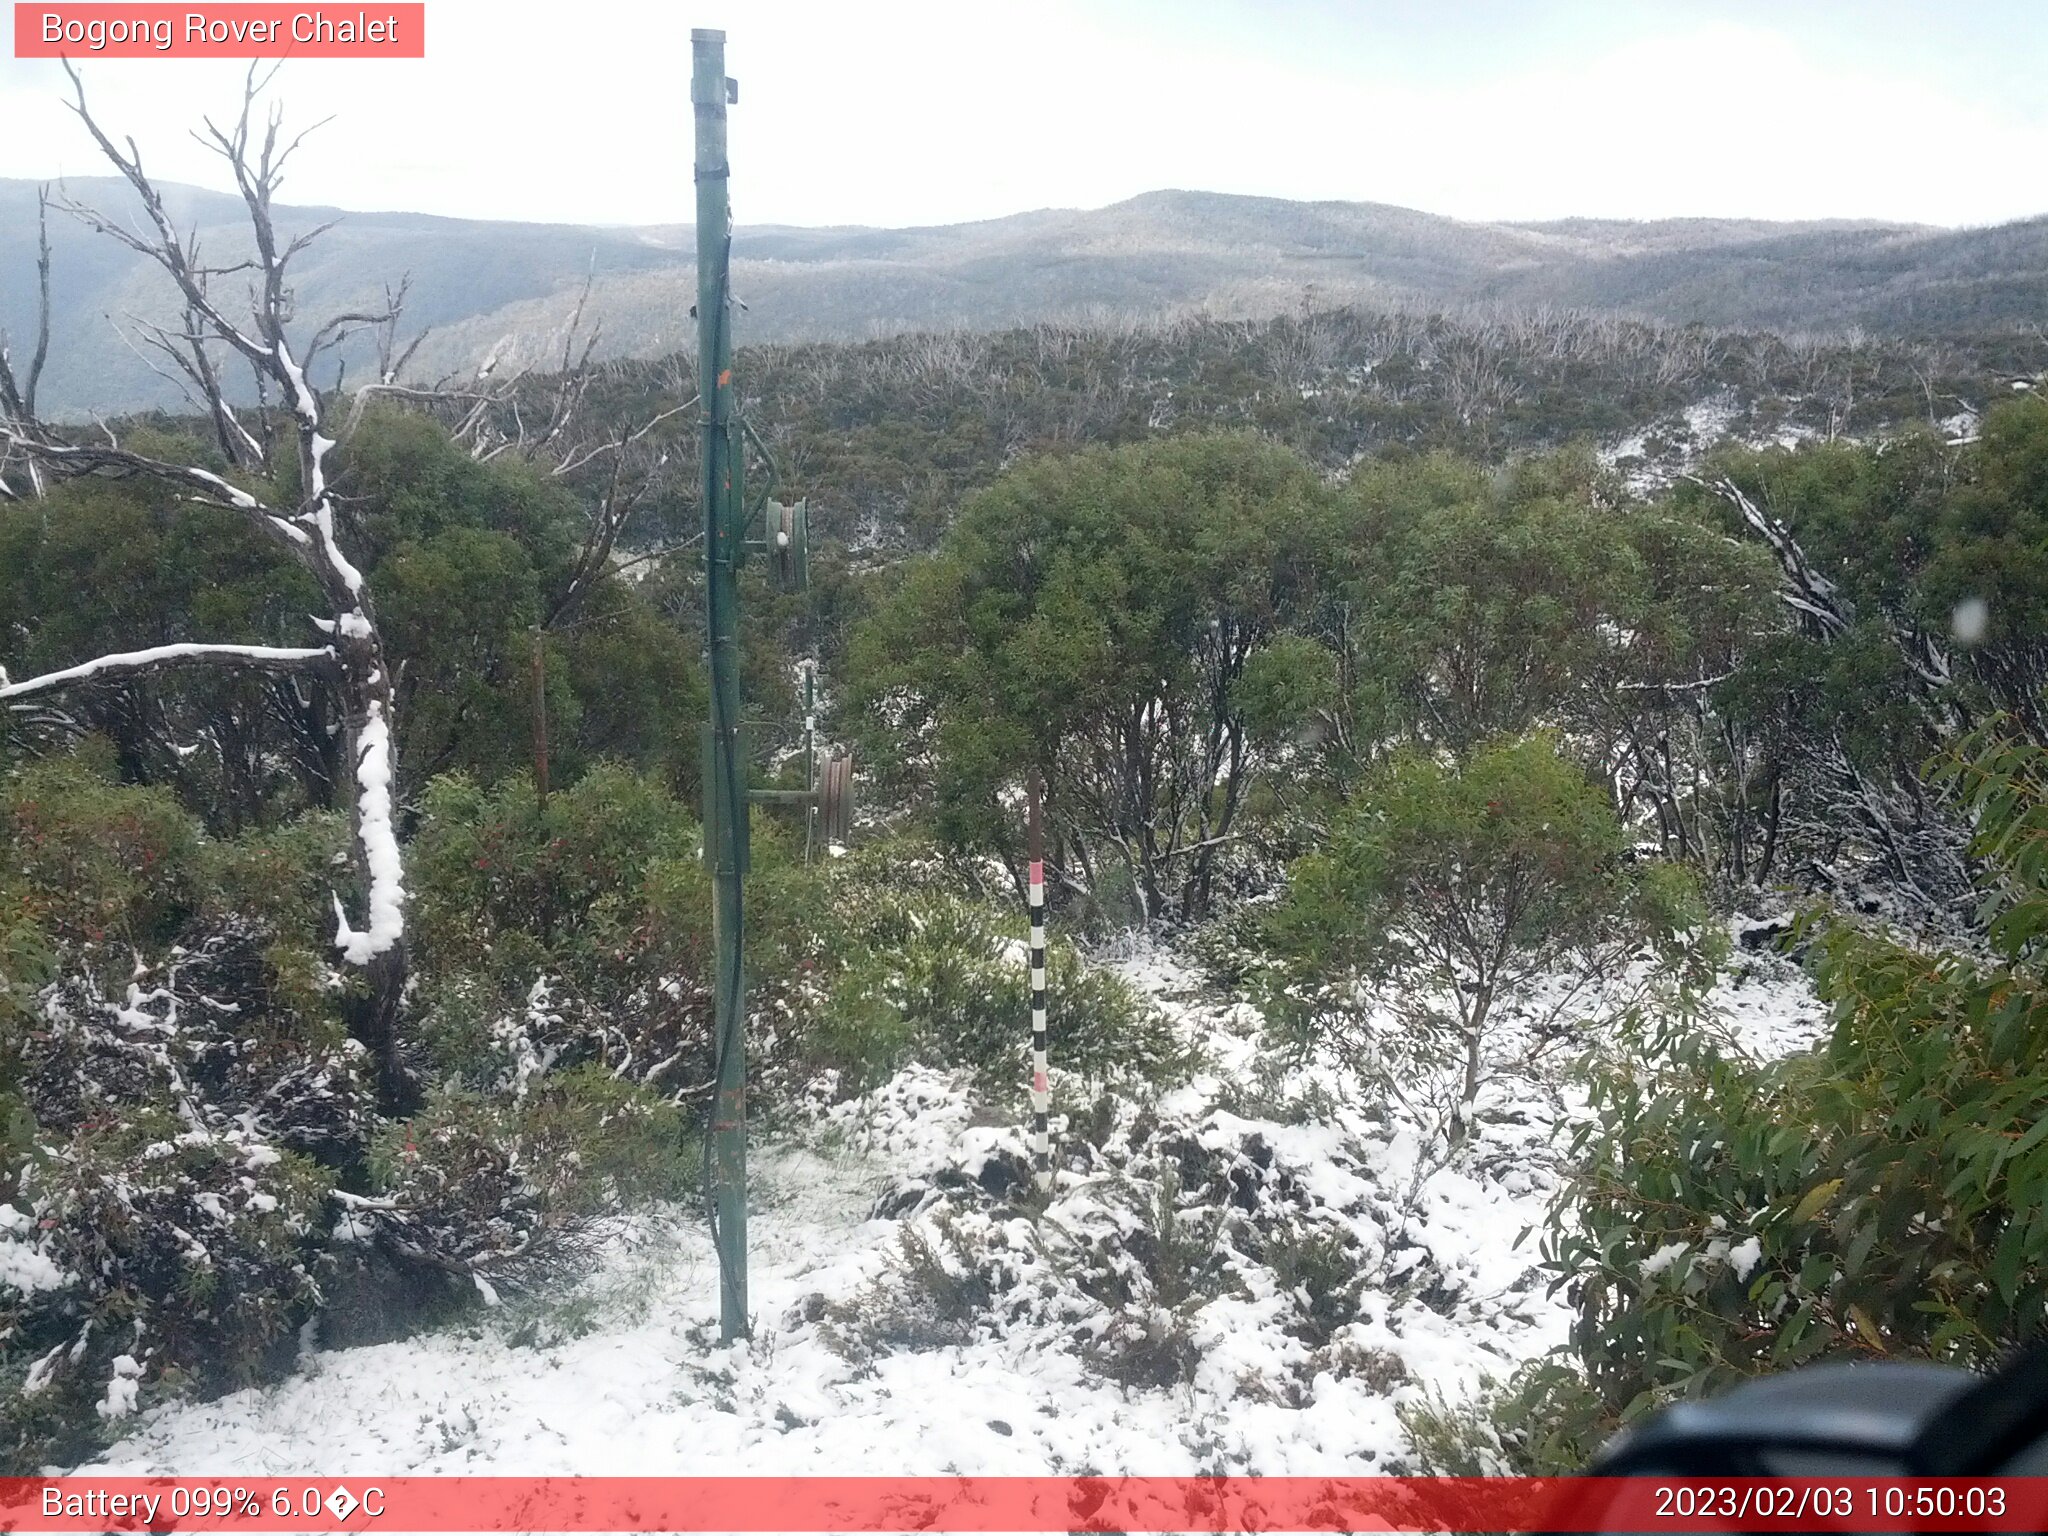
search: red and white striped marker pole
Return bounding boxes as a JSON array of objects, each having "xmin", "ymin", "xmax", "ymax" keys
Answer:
[{"xmin": 1027, "ymin": 771, "xmax": 1050, "ymax": 1190}]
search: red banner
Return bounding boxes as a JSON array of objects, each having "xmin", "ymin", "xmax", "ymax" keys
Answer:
[
  {"xmin": 3, "ymin": 1476, "xmax": 2046, "ymax": 1532},
  {"xmin": 13, "ymin": 4, "xmax": 424, "ymax": 58}
]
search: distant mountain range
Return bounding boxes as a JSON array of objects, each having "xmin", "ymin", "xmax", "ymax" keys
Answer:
[{"xmin": 5, "ymin": 178, "xmax": 2045, "ymax": 416}]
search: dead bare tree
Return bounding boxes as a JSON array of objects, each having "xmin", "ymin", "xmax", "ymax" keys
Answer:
[
  {"xmin": 0, "ymin": 185, "xmax": 53, "ymax": 499},
  {"xmin": 1689, "ymin": 472, "xmax": 1972, "ymax": 907},
  {"xmin": 0, "ymin": 64, "xmax": 416, "ymax": 1108}
]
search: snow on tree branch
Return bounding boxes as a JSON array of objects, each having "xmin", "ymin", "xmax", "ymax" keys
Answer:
[
  {"xmin": 332, "ymin": 698, "xmax": 403, "ymax": 964},
  {"xmin": 0, "ymin": 643, "xmax": 335, "ymax": 701},
  {"xmin": 2, "ymin": 65, "xmax": 424, "ymax": 1109}
]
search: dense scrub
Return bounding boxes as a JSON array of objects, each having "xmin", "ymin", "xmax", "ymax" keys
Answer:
[
  {"xmin": 6, "ymin": 338, "xmax": 2048, "ymax": 1473},
  {"xmin": 568, "ymin": 305, "xmax": 2033, "ymax": 556}
]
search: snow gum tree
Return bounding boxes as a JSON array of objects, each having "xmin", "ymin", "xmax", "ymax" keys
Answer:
[
  {"xmin": 1269, "ymin": 732, "xmax": 1706, "ymax": 1144},
  {"xmin": 848, "ymin": 432, "xmax": 1339, "ymax": 927},
  {"xmin": 0, "ymin": 67, "xmax": 415, "ymax": 1106}
]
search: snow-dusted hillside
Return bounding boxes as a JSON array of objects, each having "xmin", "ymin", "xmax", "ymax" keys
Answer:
[{"xmin": 79, "ymin": 940, "xmax": 1826, "ymax": 1478}]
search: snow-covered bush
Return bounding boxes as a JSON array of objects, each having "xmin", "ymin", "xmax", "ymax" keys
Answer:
[
  {"xmin": 818, "ymin": 1211, "xmax": 1011, "ymax": 1364},
  {"xmin": 0, "ymin": 755, "xmax": 379, "ymax": 1467},
  {"xmin": 1542, "ymin": 722, "xmax": 2048, "ymax": 1424},
  {"xmin": 357, "ymin": 1065, "xmax": 685, "ymax": 1301},
  {"xmin": 2, "ymin": 1118, "xmax": 333, "ymax": 1472},
  {"xmin": 15, "ymin": 926, "xmax": 374, "ymax": 1168},
  {"xmin": 825, "ymin": 1096, "xmax": 1443, "ymax": 1406},
  {"xmin": 0, "ymin": 910, "xmax": 374, "ymax": 1471}
]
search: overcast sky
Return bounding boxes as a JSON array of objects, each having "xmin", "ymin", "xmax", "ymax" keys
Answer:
[{"xmin": 1, "ymin": 0, "xmax": 2043, "ymax": 230}]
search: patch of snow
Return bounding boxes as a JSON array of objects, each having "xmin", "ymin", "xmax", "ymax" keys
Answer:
[
  {"xmin": 1639, "ymin": 1242, "xmax": 1690, "ymax": 1279},
  {"xmin": 0, "ymin": 1205, "xmax": 68, "ymax": 1296},
  {"xmin": 0, "ymin": 644, "xmax": 332, "ymax": 702},
  {"xmin": 96, "ymin": 1357, "xmax": 143, "ymax": 1421},
  {"xmin": 84, "ymin": 935, "xmax": 1830, "ymax": 1478}
]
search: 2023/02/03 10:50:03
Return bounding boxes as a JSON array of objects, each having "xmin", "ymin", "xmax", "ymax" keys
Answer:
[{"xmin": 1650, "ymin": 1482, "xmax": 2009, "ymax": 1522}]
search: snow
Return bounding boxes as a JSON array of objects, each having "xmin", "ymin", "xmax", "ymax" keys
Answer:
[
  {"xmin": 96, "ymin": 1357, "xmax": 143, "ymax": 1421},
  {"xmin": 81, "ymin": 933, "xmax": 1826, "ymax": 1478},
  {"xmin": 492, "ymin": 979, "xmax": 564, "ymax": 1100},
  {"xmin": 1599, "ymin": 392, "xmax": 1742, "ymax": 494},
  {"xmin": 277, "ymin": 334, "xmax": 361, "ymax": 598},
  {"xmin": 332, "ymin": 700, "xmax": 406, "ymax": 965},
  {"xmin": 183, "ymin": 467, "xmax": 261, "ymax": 511},
  {"xmin": 1952, "ymin": 597, "xmax": 1991, "ymax": 647},
  {"xmin": 278, "ymin": 345, "xmax": 320, "ymax": 423},
  {"xmin": 0, "ymin": 643, "xmax": 333, "ymax": 701},
  {"xmin": 312, "ymin": 499, "xmax": 365, "ymax": 597},
  {"xmin": 1639, "ymin": 1242, "xmax": 1690, "ymax": 1279},
  {"xmin": 0, "ymin": 1204, "xmax": 69, "ymax": 1295},
  {"xmin": 1727, "ymin": 1236, "xmax": 1764, "ymax": 1281}
]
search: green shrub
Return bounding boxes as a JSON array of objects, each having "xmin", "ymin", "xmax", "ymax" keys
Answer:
[
  {"xmin": 1543, "ymin": 720, "xmax": 2048, "ymax": 1421},
  {"xmin": 0, "ymin": 921, "xmax": 56, "ymax": 1203},
  {"xmin": 0, "ymin": 747, "xmax": 203, "ymax": 952},
  {"xmin": 409, "ymin": 764, "xmax": 731, "ymax": 1093},
  {"xmin": 810, "ymin": 878, "xmax": 1190, "ymax": 1094},
  {"xmin": 1395, "ymin": 1359, "xmax": 1617, "ymax": 1476},
  {"xmin": 411, "ymin": 763, "xmax": 701, "ymax": 977},
  {"xmin": 363, "ymin": 1066, "xmax": 687, "ymax": 1299},
  {"xmin": 198, "ymin": 810, "xmax": 351, "ymax": 952}
]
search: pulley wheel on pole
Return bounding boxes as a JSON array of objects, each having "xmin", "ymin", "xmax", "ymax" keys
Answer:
[
  {"xmin": 818, "ymin": 750, "xmax": 854, "ymax": 846},
  {"xmin": 769, "ymin": 499, "xmax": 809, "ymax": 593}
]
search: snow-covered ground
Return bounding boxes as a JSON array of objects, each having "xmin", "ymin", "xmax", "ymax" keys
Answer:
[
  {"xmin": 1598, "ymin": 391, "xmax": 1837, "ymax": 496},
  {"xmin": 80, "ymin": 937, "xmax": 1826, "ymax": 1477}
]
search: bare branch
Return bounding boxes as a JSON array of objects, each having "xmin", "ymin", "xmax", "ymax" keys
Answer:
[
  {"xmin": 0, "ymin": 643, "xmax": 335, "ymax": 701},
  {"xmin": 0, "ymin": 185, "xmax": 53, "ymax": 423}
]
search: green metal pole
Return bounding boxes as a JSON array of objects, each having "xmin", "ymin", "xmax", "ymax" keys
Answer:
[{"xmin": 693, "ymin": 26, "xmax": 749, "ymax": 1343}]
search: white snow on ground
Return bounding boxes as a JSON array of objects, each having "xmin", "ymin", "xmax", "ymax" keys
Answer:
[
  {"xmin": 1596, "ymin": 389, "xmax": 1880, "ymax": 496},
  {"xmin": 82, "ymin": 932, "xmax": 1825, "ymax": 1478}
]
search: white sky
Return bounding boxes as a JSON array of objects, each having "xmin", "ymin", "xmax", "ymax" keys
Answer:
[{"xmin": 1, "ymin": 0, "xmax": 2043, "ymax": 230}]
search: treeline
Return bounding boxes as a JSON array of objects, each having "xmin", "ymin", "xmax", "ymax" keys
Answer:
[
  {"xmin": 560, "ymin": 304, "xmax": 2040, "ymax": 557},
  {"xmin": 848, "ymin": 404, "xmax": 2048, "ymax": 928}
]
